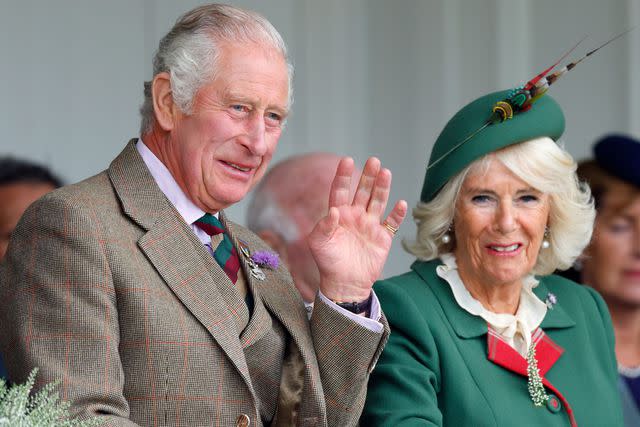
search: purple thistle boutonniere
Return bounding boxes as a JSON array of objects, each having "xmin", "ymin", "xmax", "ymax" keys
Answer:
[{"xmin": 250, "ymin": 250, "xmax": 279, "ymax": 270}]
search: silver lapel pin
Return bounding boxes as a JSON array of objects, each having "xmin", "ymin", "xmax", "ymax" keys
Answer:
[{"xmin": 238, "ymin": 242, "xmax": 266, "ymax": 281}]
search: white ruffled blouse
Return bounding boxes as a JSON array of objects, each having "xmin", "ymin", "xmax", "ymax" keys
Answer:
[{"xmin": 436, "ymin": 253, "xmax": 548, "ymax": 356}]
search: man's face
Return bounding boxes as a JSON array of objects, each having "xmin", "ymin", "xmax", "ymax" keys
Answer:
[
  {"xmin": 0, "ymin": 182, "xmax": 56, "ymax": 260},
  {"xmin": 166, "ymin": 42, "xmax": 289, "ymax": 213}
]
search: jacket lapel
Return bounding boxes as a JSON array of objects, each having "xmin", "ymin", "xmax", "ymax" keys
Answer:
[
  {"xmin": 534, "ymin": 281, "xmax": 576, "ymax": 330},
  {"xmin": 108, "ymin": 140, "xmax": 252, "ymax": 386},
  {"xmin": 224, "ymin": 217, "xmax": 314, "ymax": 355},
  {"xmin": 411, "ymin": 260, "xmax": 487, "ymax": 339},
  {"xmin": 221, "ymin": 215, "xmax": 274, "ymax": 349},
  {"xmin": 224, "ymin": 218, "xmax": 325, "ymax": 420},
  {"xmin": 487, "ymin": 327, "xmax": 564, "ymax": 377},
  {"xmin": 484, "ymin": 278, "xmax": 575, "ymax": 377},
  {"xmin": 411, "ymin": 261, "xmax": 572, "ymax": 376}
]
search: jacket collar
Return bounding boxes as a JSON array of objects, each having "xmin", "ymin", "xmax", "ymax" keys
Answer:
[{"xmin": 410, "ymin": 259, "xmax": 575, "ymax": 339}]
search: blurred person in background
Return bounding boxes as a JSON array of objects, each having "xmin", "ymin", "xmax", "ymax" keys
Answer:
[
  {"xmin": 566, "ymin": 134, "xmax": 640, "ymax": 426},
  {"xmin": 0, "ymin": 157, "xmax": 62, "ymax": 261},
  {"xmin": 0, "ymin": 156, "xmax": 62, "ymax": 382},
  {"xmin": 247, "ymin": 152, "xmax": 360, "ymax": 309}
]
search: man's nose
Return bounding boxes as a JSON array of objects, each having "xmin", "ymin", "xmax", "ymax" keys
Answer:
[{"xmin": 244, "ymin": 112, "xmax": 267, "ymax": 155}]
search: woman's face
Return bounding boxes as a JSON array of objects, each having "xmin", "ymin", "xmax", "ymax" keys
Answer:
[
  {"xmin": 582, "ymin": 193, "xmax": 640, "ymax": 307},
  {"xmin": 454, "ymin": 159, "xmax": 550, "ymax": 290}
]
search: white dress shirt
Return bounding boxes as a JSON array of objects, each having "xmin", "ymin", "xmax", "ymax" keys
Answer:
[{"xmin": 136, "ymin": 139, "xmax": 382, "ymax": 332}]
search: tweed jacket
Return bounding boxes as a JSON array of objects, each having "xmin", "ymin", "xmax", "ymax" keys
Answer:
[
  {"xmin": 0, "ymin": 141, "xmax": 388, "ymax": 427},
  {"xmin": 361, "ymin": 259, "xmax": 623, "ymax": 427}
]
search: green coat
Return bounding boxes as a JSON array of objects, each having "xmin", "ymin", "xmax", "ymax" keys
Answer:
[{"xmin": 361, "ymin": 259, "xmax": 623, "ymax": 426}]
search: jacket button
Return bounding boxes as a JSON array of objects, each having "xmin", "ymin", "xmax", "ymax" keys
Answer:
[
  {"xmin": 236, "ymin": 414, "xmax": 250, "ymax": 427},
  {"xmin": 546, "ymin": 394, "xmax": 562, "ymax": 413}
]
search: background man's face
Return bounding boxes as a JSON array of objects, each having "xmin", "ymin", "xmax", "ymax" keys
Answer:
[
  {"xmin": 0, "ymin": 182, "xmax": 56, "ymax": 260},
  {"xmin": 167, "ymin": 42, "xmax": 289, "ymax": 213}
]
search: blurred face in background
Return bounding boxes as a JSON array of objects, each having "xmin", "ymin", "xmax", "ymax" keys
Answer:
[
  {"xmin": 581, "ymin": 182, "xmax": 640, "ymax": 308},
  {"xmin": 0, "ymin": 182, "xmax": 56, "ymax": 260}
]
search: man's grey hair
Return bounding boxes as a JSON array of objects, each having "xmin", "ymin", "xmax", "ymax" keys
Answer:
[
  {"xmin": 247, "ymin": 187, "xmax": 299, "ymax": 243},
  {"xmin": 139, "ymin": 3, "xmax": 294, "ymax": 135}
]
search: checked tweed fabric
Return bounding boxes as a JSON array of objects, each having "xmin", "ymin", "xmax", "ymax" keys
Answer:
[
  {"xmin": 194, "ymin": 213, "xmax": 241, "ymax": 284},
  {"xmin": 0, "ymin": 140, "xmax": 389, "ymax": 427}
]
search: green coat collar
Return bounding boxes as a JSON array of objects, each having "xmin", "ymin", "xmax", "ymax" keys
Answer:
[{"xmin": 410, "ymin": 259, "xmax": 576, "ymax": 339}]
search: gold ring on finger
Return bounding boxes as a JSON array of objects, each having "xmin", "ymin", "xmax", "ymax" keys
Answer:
[{"xmin": 382, "ymin": 220, "xmax": 398, "ymax": 235}]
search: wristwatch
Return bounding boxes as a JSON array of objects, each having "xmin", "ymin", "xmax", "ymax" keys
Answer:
[{"xmin": 334, "ymin": 294, "xmax": 372, "ymax": 315}]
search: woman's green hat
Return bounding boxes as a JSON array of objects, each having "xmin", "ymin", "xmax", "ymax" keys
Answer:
[{"xmin": 420, "ymin": 90, "xmax": 565, "ymax": 203}]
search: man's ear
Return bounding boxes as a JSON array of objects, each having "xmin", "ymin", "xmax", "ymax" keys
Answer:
[
  {"xmin": 152, "ymin": 72, "xmax": 180, "ymax": 131},
  {"xmin": 257, "ymin": 230, "xmax": 290, "ymax": 268}
]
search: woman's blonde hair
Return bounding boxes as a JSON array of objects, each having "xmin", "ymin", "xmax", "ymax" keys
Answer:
[{"xmin": 404, "ymin": 137, "xmax": 595, "ymax": 275}]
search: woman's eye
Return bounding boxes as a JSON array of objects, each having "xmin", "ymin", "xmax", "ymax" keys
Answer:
[
  {"xmin": 608, "ymin": 220, "xmax": 632, "ymax": 233},
  {"xmin": 471, "ymin": 195, "xmax": 492, "ymax": 204},
  {"xmin": 519, "ymin": 194, "xmax": 539, "ymax": 203}
]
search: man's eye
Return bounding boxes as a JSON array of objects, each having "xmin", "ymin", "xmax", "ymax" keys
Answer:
[
  {"xmin": 231, "ymin": 105, "xmax": 248, "ymax": 113},
  {"xmin": 266, "ymin": 112, "xmax": 282, "ymax": 123}
]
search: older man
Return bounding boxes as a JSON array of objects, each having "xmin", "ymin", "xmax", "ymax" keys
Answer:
[
  {"xmin": 247, "ymin": 153, "xmax": 358, "ymax": 306},
  {"xmin": 0, "ymin": 4, "xmax": 406, "ymax": 427}
]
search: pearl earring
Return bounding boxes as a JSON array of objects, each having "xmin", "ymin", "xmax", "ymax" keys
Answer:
[
  {"xmin": 441, "ymin": 224, "xmax": 453, "ymax": 244},
  {"xmin": 541, "ymin": 226, "xmax": 550, "ymax": 249}
]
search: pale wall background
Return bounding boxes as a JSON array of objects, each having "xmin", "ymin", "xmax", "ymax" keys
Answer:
[{"xmin": 1, "ymin": 0, "xmax": 639, "ymax": 278}]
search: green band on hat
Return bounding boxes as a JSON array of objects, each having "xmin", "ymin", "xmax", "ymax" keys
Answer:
[{"xmin": 420, "ymin": 90, "xmax": 565, "ymax": 202}]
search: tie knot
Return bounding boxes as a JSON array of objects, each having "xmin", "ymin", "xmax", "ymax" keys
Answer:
[{"xmin": 194, "ymin": 213, "xmax": 225, "ymax": 236}]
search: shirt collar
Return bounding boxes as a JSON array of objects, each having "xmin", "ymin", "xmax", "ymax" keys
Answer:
[
  {"xmin": 136, "ymin": 139, "xmax": 209, "ymax": 225},
  {"xmin": 436, "ymin": 253, "xmax": 547, "ymax": 355}
]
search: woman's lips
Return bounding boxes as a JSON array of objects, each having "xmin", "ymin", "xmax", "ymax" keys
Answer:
[{"xmin": 486, "ymin": 243, "xmax": 523, "ymax": 256}]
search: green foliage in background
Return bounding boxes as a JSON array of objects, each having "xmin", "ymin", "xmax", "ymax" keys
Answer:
[{"xmin": 0, "ymin": 369, "xmax": 100, "ymax": 427}]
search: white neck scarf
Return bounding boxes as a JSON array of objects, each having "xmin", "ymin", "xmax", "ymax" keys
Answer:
[{"xmin": 436, "ymin": 253, "xmax": 547, "ymax": 356}]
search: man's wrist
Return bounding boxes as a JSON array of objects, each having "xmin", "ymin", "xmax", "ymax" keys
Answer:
[{"xmin": 331, "ymin": 294, "xmax": 372, "ymax": 316}]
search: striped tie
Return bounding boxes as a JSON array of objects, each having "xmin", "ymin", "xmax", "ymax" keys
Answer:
[{"xmin": 194, "ymin": 214, "xmax": 241, "ymax": 284}]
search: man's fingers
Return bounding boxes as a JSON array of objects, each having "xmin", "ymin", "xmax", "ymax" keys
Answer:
[
  {"xmin": 313, "ymin": 206, "xmax": 340, "ymax": 241},
  {"xmin": 366, "ymin": 167, "xmax": 391, "ymax": 217},
  {"xmin": 352, "ymin": 157, "xmax": 381, "ymax": 208},
  {"xmin": 328, "ymin": 157, "xmax": 355, "ymax": 207},
  {"xmin": 382, "ymin": 200, "xmax": 408, "ymax": 236}
]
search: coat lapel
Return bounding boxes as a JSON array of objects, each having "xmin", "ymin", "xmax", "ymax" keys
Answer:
[
  {"xmin": 534, "ymin": 281, "xmax": 576, "ymax": 330},
  {"xmin": 222, "ymin": 216, "xmax": 275, "ymax": 349},
  {"xmin": 487, "ymin": 328, "xmax": 564, "ymax": 377},
  {"xmin": 224, "ymin": 217, "xmax": 314, "ymax": 356},
  {"xmin": 484, "ymin": 278, "xmax": 575, "ymax": 378},
  {"xmin": 224, "ymin": 218, "xmax": 325, "ymax": 420},
  {"xmin": 411, "ymin": 260, "xmax": 487, "ymax": 339},
  {"xmin": 412, "ymin": 261, "xmax": 572, "ymax": 376},
  {"xmin": 413, "ymin": 260, "xmax": 579, "ymax": 426},
  {"xmin": 108, "ymin": 140, "xmax": 252, "ymax": 386}
]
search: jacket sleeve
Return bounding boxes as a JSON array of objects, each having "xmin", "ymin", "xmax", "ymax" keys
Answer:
[
  {"xmin": 0, "ymin": 193, "xmax": 140, "ymax": 426},
  {"xmin": 309, "ymin": 294, "xmax": 389, "ymax": 427},
  {"xmin": 360, "ymin": 279, "xmax": 442, "ymax": 426}
]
